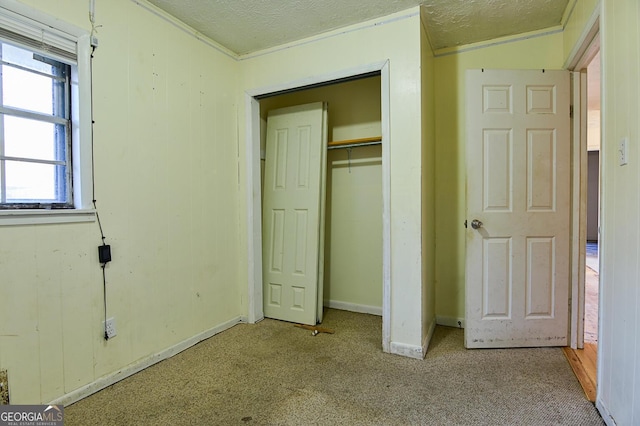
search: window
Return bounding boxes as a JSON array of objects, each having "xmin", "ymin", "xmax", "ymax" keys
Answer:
[
  {"xmin": 0, "ymin": 42, "xmax": 72, "ymax": 208},
  {"xmin": 0, "ymin": 4, "xmax": 94, "ymax": 224}
]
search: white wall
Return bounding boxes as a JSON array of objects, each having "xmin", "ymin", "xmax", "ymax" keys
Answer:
[
  {"xmin": 0, "ymin": 0, "xmax": 242, "ymax": 404},
  {"xmin": 239, "ymin": 9, "xmax": 432, "ymax": 356},
  {"xmin": 597, "ymin": 0, "xmax": 640, "ymax": 424}
]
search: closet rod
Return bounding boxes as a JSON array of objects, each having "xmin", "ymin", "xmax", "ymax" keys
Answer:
[
  {"xmin": 328, "ymin": 141, "xmax": 381, "ymax": 150},
  {"xmin": 327, "ymin": 136, "xmax": 382, "ymax": 150}
]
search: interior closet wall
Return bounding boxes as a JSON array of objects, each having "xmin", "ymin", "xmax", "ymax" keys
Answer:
[
  {"xmin": 587, "ymin": 151, "xmax": 599, "ymax": 242},
  {"xmin": 260, "ymin": 76, "xmax": 383, "ymax": 314}
]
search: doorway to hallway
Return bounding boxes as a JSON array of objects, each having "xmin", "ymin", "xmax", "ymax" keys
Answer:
[{"xmin": 564, "ymin": 45, "xmax": 600, "ymax": 404}]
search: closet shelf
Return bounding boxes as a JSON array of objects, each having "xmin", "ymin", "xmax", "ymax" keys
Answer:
[{"xmin": 327, "ymin": 136, "xmax": 382, "ymax": 150}]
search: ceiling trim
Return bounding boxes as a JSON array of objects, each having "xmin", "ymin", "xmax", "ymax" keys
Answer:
[
  {"xmin": 433, "ymin": 25, "xmax": 563, "ymax": 58},
  {"xmin": 127, "ymin": 2, "xmax": 420, "ymax": 63},
  {"xmin": 128, "ymin": 0, "xmax": 575, "ymax": 63},
  {"xmin": 561, "ymin": 0, "xmax": 579, "ymax": 28},
  {"xmin": 238, "ymin": 8, "xmax": 420, "ymax": 61},
  {"xmin": 419, "ymin": 12, "xmax": 436, "ymax": 55}
]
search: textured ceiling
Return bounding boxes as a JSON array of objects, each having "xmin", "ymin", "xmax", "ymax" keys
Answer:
[
  {"xmin": 146, "ymin": 0, "xmax": 571, "ymax": 55},
  {"xmin": 421, "ymin": 0, "xmax": 569, "ymax": 49}
]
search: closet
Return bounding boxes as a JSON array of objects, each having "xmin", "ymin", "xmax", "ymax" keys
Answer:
[{"xmin": 260, "ymin": 75, "xmax": 383, "ymax": 319}]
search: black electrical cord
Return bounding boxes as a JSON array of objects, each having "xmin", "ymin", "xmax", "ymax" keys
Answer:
[
  {"xmin": 90, "ymin": 45, "xmax": 97, "ymax": 205},
  {"xmin": 101, "ymin": 263, "xmax": 108, "ymax": 340},
  {"xmin": 94, "ymin": 199, "xmax": 109, "ymax": 341},
  {"xmin": 89, "ymin": 42, "xmax": 110, "ymax": 341}
]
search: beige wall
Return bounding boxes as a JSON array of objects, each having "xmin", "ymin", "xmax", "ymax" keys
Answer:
[
  {"xmin": 8, "ymin": 1, "xmax": 635, "ymax": 417},
  {"xmin": 563, "ymin": 0, "xmax": 600, "ymax": 63},
  {"xmin": 239, "ymin": 9, "xmax": 431, "ymax": 355},
  {"xmin": 420, "ymin": 19, "xmax": 437, "ymax": 345},
  {"xmin": 0, "ymin": 3, "xmax": 435, "ymax": 404},
  {"xmin": 324, "ymin": 145, "xmax": 383, "ymax": 310},
  {"xmin": 598, "ymin": 0, "xmax": 640, "ymax": 423},
  {"xmin": 0, "ymin": 0, "xmax": 242, "ymax": 404},
  {"xmin": 259, "ymin": 77, "xmax": 383, "ymax": 313},
  {"xmin": 433, "ymin": 33, "xmax": 565, "ymax": 324},
  {"xmin": 586, "ymin": 151, "xmax": 599, "ymax": 241}
]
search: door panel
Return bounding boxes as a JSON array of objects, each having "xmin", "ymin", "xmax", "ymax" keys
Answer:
[
  {"xmin": 526, "ymin": 237, "xmax": 555, "ymax": 318},
  {"xmin": 466, "ymin": 69, "xmax": 570, "ymax": 348},
  {"xmin": 263, "ymin": 102, "xmax": 327, "ymax": 325},
  {"xmin": 527, "ymin": 130, "xmax": 556, "ymax": 211},
  {"xmin": 483, "ymin": 237, "xmax": 512, "ymax": 319},
  {"xmin": 483, "ymin": 129, "xmax": 513, "ymax": 211}
]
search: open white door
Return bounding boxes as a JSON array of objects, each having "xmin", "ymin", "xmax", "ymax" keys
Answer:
[
  {"xmin": 316, "ymin": 106, "xmax": 328, "ymax": 324},
  {"xmin": 465, "ymin": 69, "xmax": 571, "ymax": 348},
  {"xmin": 262, "ymin": 102, "xmax": 327, "ymax": 325}
]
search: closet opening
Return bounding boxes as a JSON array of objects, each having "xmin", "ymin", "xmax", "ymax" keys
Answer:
[
  {"xmin": 261, "ymin": 75, "xmax": 383, "ymax": 320},
  {"xmin": 245, "ymin": 63, "xmax": 391, "ymax": 352}
]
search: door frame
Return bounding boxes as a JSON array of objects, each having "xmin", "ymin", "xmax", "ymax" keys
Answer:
[
  {"xmin": 569, "ymin": 69, "xmax": 588, "ymax": 349},
  {"xmin": 565, "ymin": 9, "xmax": 601, "ymax": 350},
  {"xmin": 244, "ymin": 61, "xmax": 392, "ymax": 352}
]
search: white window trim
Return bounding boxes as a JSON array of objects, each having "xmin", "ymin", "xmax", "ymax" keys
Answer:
[
  {"xmin": 0, "ymin": 2, "xmax": 95, "ymax": 225},
  {"xmin": 0, "ymin": 208, "xmax": 96, "ymax": 225}
]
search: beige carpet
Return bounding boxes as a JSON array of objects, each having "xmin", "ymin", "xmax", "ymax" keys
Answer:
[{"xmin": 65, "ymin": 309, "xmax": 603, "ymax": 425}]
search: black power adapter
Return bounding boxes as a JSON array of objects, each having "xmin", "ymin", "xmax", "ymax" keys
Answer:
[{"xmin": 98, "ymin": 244, "xmax": 111, "ymax": 264}]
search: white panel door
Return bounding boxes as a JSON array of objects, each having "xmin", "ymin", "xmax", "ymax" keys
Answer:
[
  {"xmin": 263, "ymin": 102, "xmax": 327, "ymax": 325},
  {"xmin": 465, "ymin": 69, "xmax": 570, "ymax": 348}
]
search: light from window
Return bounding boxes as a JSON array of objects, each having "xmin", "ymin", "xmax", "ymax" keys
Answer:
[{"xmin": 0, "ymin": 42, "xmax": 72, "ymax": 208}]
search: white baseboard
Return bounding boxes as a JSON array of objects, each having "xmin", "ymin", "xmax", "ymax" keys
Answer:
[
  {"xmin": 390, "ymin": 317, "xmax": 436, "ymax": 360},
  {"xmin": 390, "ymin": 341, "xmax": 424, "ymax": 359},
  {"xmin": 436, "ymin": 315, "xmax": 465, "ymax": 329},
  {"xmin": 596, "ymin": 398, "xmax": 615, "ymax": 426},
  {"xmin": 324, "ymin": 300, "xmax": 382, "ymax": 316},
  {"xmin": 49, "ymin": 316, "xmax": 243, "ymax": 407},
  {"xmin": 423, "ymin": 316, "xmax": 436, "ymax": 355}
]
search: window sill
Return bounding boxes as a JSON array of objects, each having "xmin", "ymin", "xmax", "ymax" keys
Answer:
[{"xmin": 0, "ymin": 209, "xmax": 96, "ymax": 226}]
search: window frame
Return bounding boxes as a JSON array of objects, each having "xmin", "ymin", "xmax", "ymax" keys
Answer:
[
  {"xmin": 0, "ymin": 45, "xmax": 73, "ymax": 208},
  {"xmin": 0, "ymin": 3, "xmax": 95, "ymax": 225}
]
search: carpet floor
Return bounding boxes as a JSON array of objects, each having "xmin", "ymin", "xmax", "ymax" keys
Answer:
[{"xmin": 65, "ymin": 309, "xmax": 603, "ymax": 425}]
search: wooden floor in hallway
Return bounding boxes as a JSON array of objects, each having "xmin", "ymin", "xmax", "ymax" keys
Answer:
[
  {"xmin": 564, "ymin": 259, "xmax": 599, "ymax": 402},
  {"xmin": 564, "ymin": 342, "xmax": 597, "ymax": 402}
]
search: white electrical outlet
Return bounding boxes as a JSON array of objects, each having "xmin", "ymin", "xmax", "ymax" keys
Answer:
[
  {"xmin": 619, "ymin": 137, "xmax": 629, "ymax": 166},
  {"xmin": 104, "ymin": 317, "xmax": 117, "ymax": 339}
]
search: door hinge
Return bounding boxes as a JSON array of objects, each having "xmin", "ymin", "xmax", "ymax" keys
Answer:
[
  {"xmin": 570, "ymin": 105, "xmax": 574, "ymax": 119},
  {"xmin": 464, "ymin": 220, "xmax": 468, "ymax": 228}
]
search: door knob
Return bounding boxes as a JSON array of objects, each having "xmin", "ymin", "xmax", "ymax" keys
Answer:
[{"xmin": 471, "ymin": 219, "xmax": 483, "ymax": 230}]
